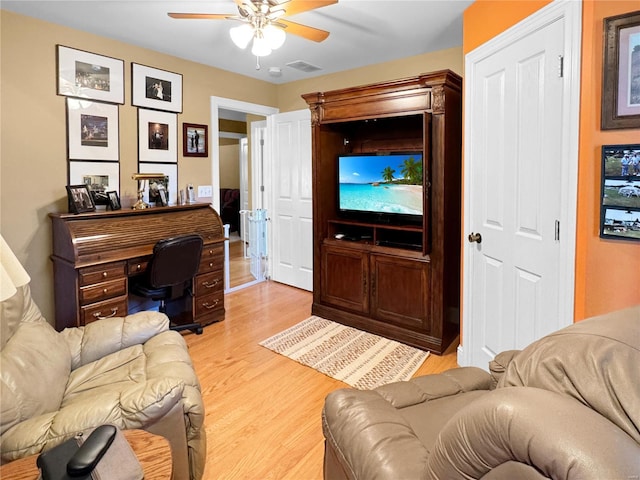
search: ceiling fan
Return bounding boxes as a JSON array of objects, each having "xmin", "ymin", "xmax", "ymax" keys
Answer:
[{"xmin": 168, "ymin": 0, "xmax": 337, "ymax": 66}]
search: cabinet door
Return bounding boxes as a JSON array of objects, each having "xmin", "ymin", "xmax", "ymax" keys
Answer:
[
  {"xmin": 370, "ymin": 254, "xmax": 430, "ymax": 331},
  {"xmin": 321, "ymin": 245, "xmax": 369, "ymax": 314}
]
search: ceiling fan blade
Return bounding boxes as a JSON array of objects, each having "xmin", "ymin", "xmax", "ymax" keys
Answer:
[
  {"xmin": 280, "ymin": 19, "xmax": 330, "ymax": 42},
  {"xmin": 281, "ymin": 0, "xmax": 337, "ymax": 16},
  {"xmin": 168, "ymin": 13, "xmax": 232, "ymax": 20}
]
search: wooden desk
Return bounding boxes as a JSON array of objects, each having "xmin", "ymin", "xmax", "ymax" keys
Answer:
[
  {"xmin": 50, "ymin": 203, "xmax": 225, "ymax": 331},
  {"xmin": 0, "ymin": 429, "xmax": 172, "ymax": 480}
]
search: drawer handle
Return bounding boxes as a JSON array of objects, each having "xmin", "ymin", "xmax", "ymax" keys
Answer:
[
  {"xmin": 102, "ymin": 272, "xmax": 108, "ymax": 278},
  {"xmin": 136, "ymin": 264, "xmax": 142, "ymax": 271},
  {"xmin": 208, "ymin": 249, "xmax": 214, "ymax": 255},
  {"xmin": 93, "ymin": 307, "xmax": 118, "ymax": 319},
  {"xmin": 202, "ymin": 279, "xmax": 219, "ymax": 288},
  {"xmin": 209, "ymin": 262, "xmax": 214, "ymax": 268},
  {"xmin": 103, "ymin": 288, "xmax": 108, "ymax": 294},
  {"xmin": 202, "ymin": 300, "xmax": 219, "ymax": 310}
]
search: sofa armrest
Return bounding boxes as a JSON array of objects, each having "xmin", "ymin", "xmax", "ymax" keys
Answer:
[
  {"xmin": 488, "ymin": 350, "xmax": 519, "ymax": 388},
  {"xmin": 61, "ymin": 311, "xmax": 170, "ymax": 369},
  {"xmin": 426, "ymin": 387, "xmax": 640, "ymax": 479}
]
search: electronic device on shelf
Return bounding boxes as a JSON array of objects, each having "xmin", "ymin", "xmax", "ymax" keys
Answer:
[{"xmin": 337, "ymin": 152, "xmax": 423, "ymax": 226}]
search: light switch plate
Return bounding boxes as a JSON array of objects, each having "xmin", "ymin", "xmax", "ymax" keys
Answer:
[{"xmin": 198, "ymin": 185, "xmax": 212, "ymax": 197}]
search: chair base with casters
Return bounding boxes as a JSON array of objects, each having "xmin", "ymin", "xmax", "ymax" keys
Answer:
[{"xmin": 129, "ymin": 234, "xmax": 205, "ymax": 336}]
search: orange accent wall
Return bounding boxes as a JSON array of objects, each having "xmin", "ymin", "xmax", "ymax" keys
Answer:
[{"xmin": 463, "ymin": 0, "xmax": 640, "ymax": 321}]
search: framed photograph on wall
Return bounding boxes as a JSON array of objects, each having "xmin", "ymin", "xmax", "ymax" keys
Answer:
[
  {"xmin": 69, "ymin": 161, "xmax": 120, "ymax": 209},
  {"xmin": 139, "ymin": 162, "xmax": 178, "ymax": 205},
  {"xmin": 57, "ymin": 45, "xmax": 124, "ymax": 104},
  {"xmin": 66, "ymin": 184, "xmax": 96, "ymax": 214},
  {"xmin": 138, "ymin": 108, "xmax": 177, "ymax": 163},
  {"xmin": 601, "ymin": 10, "xmax": 640, "ymax": 130},
  {"xmin": 600, "ymin": 144, "xmax": 640, "ymax": 241},
  {"xmin": 183, "ymin": 123, "xmax": 208, "ymax": 157},
  {"xmin": 67, "ymin": 99, "xmax": 119, "ymax": 161},
  {"xmin": 132, "ymin": 63, "xmax": 183, "ymax": 113}
]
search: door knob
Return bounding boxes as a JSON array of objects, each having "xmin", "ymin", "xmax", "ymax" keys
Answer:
[{"xmin": 468, "ymin": 232, "xmax": 482, "ymax": 244}]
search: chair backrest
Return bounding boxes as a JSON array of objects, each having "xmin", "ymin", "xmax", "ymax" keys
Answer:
[{"xmin": 148, "ymin": 234, "xmax": 203, "ymax": 289}]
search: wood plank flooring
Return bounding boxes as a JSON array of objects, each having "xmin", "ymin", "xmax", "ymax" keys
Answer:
[{"xmin": 185, "ymin": 281, "xmax": 459, "ymax": 479}]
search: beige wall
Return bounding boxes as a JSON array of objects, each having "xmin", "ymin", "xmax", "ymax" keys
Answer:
[
  {"xmin": 1, "ymin": 9, "xmax": 463, "ymax": 324},
  {"xmin": 219, "ymin": 144, "xmax": 241, "ymax": 189},
  {"xmin": 0, "ymin": 10, "xmax": 277, "ymax": 320}
]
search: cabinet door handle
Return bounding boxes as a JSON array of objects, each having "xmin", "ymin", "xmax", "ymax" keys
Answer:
[
  {"xmin": 203, "ymin": 279, "xmax": 219, "ymax": 288},
  {"xmin": 202, "ymin": 300, "xmax": 219, "ymax": 310},
  {"xmin": 93, "ymin": 307, "xmax": 118, "ymax": 319},
  {"xmin": 371, "ymin": 276, "xmax": 376, "ymax": 297}
]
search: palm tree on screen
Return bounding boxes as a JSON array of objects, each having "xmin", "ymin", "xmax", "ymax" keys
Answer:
[
  {"xmin": 401, "ymin": 157, "xmax": 422, "ymax": 184},
  {"xmin": 381, "ymin": 166, "xmax": 395, "ymax": 183}
]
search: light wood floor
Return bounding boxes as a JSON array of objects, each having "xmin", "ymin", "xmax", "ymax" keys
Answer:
[{"xmin": 185, "ymin": 281, "xmax": 459, "ymax": 479}]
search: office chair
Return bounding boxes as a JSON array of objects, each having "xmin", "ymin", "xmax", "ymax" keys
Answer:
[{"xmin": 130, "ymin": 234, "xmax": 204, "ymax": 335}]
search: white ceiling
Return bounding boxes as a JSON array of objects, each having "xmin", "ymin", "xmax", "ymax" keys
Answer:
[{"xmin": 2, "ymin": 0, "xmax": 471, "ymax": 84}]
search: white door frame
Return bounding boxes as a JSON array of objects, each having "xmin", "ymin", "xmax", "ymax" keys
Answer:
[
  {"xmin": 459, "ymin": 0, "xmax": 582, "ymax": 366},
  {"xmin": 209, "ymin": 97, "xmax": 279, "ymax": 213}
]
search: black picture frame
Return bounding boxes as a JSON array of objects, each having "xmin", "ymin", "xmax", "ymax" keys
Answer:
[
  {"xmin": 600, "ymin": 144, "xmax": 640, "ymax": 241},
  {"xmin": 601, "ymin": 10, "xmax": 640, "ymax": 130},
  {"xmin": 107, "ymin": 190, "xmax": 121, "ymax": 210},
  {"xmin": 66, "ymin": 184, "xmax": 96, "ymax": 214}
]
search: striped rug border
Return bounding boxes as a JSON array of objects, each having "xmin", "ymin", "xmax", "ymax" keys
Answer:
[{"xmin": 259, "ymin": 316, "xmax": 429, "ymax": 389}]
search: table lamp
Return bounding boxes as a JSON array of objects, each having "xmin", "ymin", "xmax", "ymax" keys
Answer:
[
  {"xmin": 131, "ymin": 173, "xmax": 164, "ymax": 210},
  {"xmin": 1, "ymin": 234, "xmax": 31, "ymax": 302}
]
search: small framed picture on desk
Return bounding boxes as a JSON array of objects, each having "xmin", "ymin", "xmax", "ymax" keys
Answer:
[{"xmin": 66, "ymin": 184, "xmax": 96, "ymax": 214}]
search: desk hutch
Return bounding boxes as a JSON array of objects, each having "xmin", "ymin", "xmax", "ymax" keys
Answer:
[
  {"xmin": 50, "ymin": 203, "xmax": 225, "ymax": 331},
  {"xmin": 302, "ymin": 70, "xmax": 462, "ymax": 354}
]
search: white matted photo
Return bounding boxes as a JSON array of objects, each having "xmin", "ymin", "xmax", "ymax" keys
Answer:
[
  {"xmin": 57, "ymin": 45, "xmax": 124, "ymax": 104},
  {"xmin": 139, "ymin": 162, "xmax": 177, "ymax": 205},
  {"xmin": 132, "ymin": 63, "xmax": 183, "ymax": 113},
  {"xmin": 67, "ymin": 99, "xmax": 119, "ymax": 161},
  {"xmin": 69, "ymin": 161, "xmax": 120, "ymax": 208},
  {"xmin": 138, "ymin": 109, "xmax": 177, "ymax": 163}
]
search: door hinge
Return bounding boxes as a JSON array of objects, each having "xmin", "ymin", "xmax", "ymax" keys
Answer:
[
  {"xmin": 555, "ymin": 220, "xmax": 560, "ymax": 241},
  {"xmin": 558, "ymin": 55, "xmax": 564, "ymax": 78}
]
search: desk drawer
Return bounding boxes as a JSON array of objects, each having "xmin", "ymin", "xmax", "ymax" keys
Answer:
[
  {"xmin": 194, "ymin": 291, "xmax": 223, "ymax": 318},
  {"xmin": 198, "ymin": 244, "xmax": 223, "ymax": 274},
  {"xmin": 81, "ymin": 296, "xmax": 128, "ymax": 325},
  {"xmin": 79, "ymin": 262, "xmax": 126, "ymax": 286},
  {"xmin": 80, "ymin": 278, "xmax": 127, "ymax": 305},
  {"xmin": 195, "ymin": 271, "xmax": 223, "ymax": 296},
  {"xmin": 128, "ymin": 257, "xmax": 150, "ymax": 276}
]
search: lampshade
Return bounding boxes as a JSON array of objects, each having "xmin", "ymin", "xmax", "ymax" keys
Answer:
[
  {"xmin": 230, "ymin": 24, "xmax": 254, "ymax": 49},
  {"xmin": 0, "ymin": 235, "xmax": 30, "ymax": 301},
  {"xmin": 263, "ymin": 24, "xmax": 286, "ymax": 50},
  {"xmin": 251, "ymin": 33, "xmax": 272, "ymax": 57}
]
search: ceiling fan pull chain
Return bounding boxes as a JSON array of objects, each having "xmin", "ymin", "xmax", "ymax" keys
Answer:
[{"xmin": 256, "ymin": 55, "xmax": 261, "ymax": 70}]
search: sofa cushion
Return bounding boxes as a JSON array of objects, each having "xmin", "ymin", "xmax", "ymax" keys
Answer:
[
  {"xmin": 498, "ymin": 305, "xmax": 640, "ymax": 444},
  {"xmin": 1, "ymin": 288, "xmax": 71, "ymax": 436}
]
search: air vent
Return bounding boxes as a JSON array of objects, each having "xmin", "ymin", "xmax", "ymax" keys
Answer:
[{"xmin": 286, "ymin": 60, "xmax": 322, "ymax": 73}]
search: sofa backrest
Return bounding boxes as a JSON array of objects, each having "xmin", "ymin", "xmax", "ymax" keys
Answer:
[
  {"xmin": 1, "ymin": 285, "xmax": 71, "ymax": 436},
  {"xmin": 498, "ymin": 305, "xmax": 640, "ymax": 444}
]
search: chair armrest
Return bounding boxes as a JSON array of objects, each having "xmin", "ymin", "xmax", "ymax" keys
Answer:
[
  {"xmin": 0, "ymin": 377, "xmax": 184, "ymax": 462},
  {"xmin": 427, "ymin": 387, "xmax": 640, "ymax": 479},
  {"xmin": 61, "ymin": 311, "xmax": 170, "ymax": 369},
  {"xmin": 488, "ymin": 350, "xmax": 520, "ymax": 388}
]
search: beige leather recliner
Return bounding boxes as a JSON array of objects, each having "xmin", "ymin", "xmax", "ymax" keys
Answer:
[
  {"xmin": 1, "ymin": 281, "xmax": 207, "ymax": 480},
  {"xmin": 322, "ymin": 305, "xmax": 640, "ymax": 479}
]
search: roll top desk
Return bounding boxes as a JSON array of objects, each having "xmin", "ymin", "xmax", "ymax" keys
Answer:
[{"xmin": 50, "ymin": 203, "xmax": 225, "ymax": 331}]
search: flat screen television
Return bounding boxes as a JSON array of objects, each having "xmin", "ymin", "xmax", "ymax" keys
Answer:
[{"xmin": 337, "ymin": 152, "xmax": 423, "ymax": 225}]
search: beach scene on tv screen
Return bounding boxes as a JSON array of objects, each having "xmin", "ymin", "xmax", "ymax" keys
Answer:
[{"xmin": 339, "ymin": 154, "xmax": 423, "ymax": 215}]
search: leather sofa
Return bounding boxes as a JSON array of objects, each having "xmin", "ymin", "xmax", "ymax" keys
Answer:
[
  {"xmin": 322, "ymin": 305, "xmax": 640, "ymax": 479},
  {"xmin": 1, "ymin": 283, "xmax": 207, "ymax": 479}
]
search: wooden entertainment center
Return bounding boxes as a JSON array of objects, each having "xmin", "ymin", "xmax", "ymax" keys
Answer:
[{"xmin": 302, "ymin": 70, "xmax": 462, "ymax": 354}]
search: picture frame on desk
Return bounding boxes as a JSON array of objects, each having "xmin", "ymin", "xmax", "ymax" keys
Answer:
[
  {"xmin": 601, "ymin": 11, "xmax": 640, "ymax": 130},
  {"xmin": 107, "ymin": 191, "xmax": 121, "ymax": 210},
  {"xmin": 57, "ymin": 45, "xmax": 124, "ymax": 104},
  {"xmin": 68, "ymin": 161, "xmax": 120, "ymax": 209},
  {"xmin": 66, "ymin": 184, "xmax": 96, "ymax": 214}
]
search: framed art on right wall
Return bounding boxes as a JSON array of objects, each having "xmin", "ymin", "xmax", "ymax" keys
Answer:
[
  {"xmin": 600, "ymin": 144, "xmax": 640, "ymax": 241},
  {"xmin": 601, "ymin": 10, "xmax": 640, "ymax": 130}
]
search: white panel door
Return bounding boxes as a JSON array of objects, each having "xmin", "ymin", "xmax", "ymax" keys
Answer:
[
  {"xmin": 463, "ymin": 4, "xmax": 580, "ymax": 369},
  {"xmin": 268, "ymin": 109, "xmax": 313, "ymax": 291}
]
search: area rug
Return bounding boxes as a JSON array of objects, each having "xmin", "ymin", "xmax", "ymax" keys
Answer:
[{"xmin": 259, "ymin": 315, "xmax": 429, "ymax": 389}]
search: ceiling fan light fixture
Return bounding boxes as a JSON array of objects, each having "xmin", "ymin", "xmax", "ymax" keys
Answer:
[
  {"xmin": 251, "ymin": 34, "xmax": 272, "ymax": 57},
  {"xmin": 263, "ymin": 24, "xmax": 286, "ymax": 50},
  {"xmin": 230, "ymin": 24, "xmax": 254, "ymax": 49}
]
